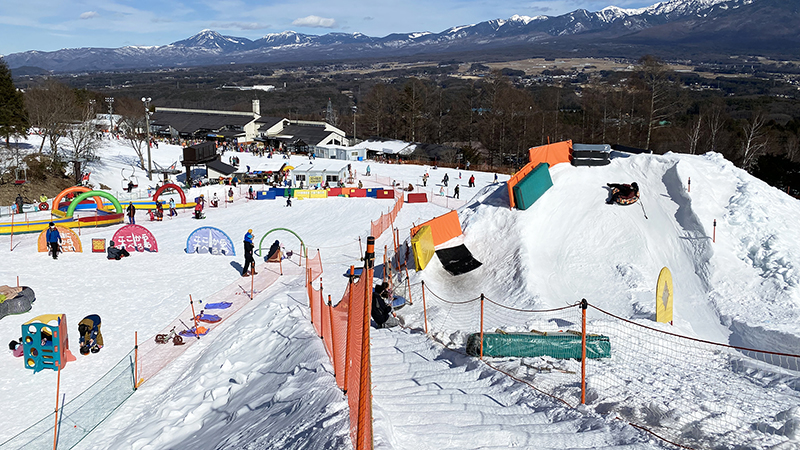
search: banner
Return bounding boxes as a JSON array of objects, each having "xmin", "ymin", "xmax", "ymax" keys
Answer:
[
  {"xmin": 656, "ymin": 267, "xmax": 674, "ymax": 324},
  {"xmin": 185, "ymin": 226, "xmax": 235, "ymax": 256},
  {"xmin": 112, "ymin": 224, "xmax": 158, "ymax": 252},
  {"xmin": 37, "ymin": 226, "xmax": 82, "ymax": 253}
]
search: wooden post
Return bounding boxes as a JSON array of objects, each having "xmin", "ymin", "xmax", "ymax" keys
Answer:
[
  {"xmin": 189, "ymin": 295, "xmax": 200, "ymax": 339},
  {"xmin": 422, "ymin": 281, "xmax": 428, "ymax": 334},
  {"xmin": 250, "ymin": 269, "xmax": 254, "ymax": 299},
  {"xmin": 53, "ymin": 361, "xmax": 61, "ymax": 450},
  {"xmin": 344, "ymin": 265, "xmax": 354, "ymax": 392},
  {"xmin": 134, "ymin": 331, "xmax": 139, "ymax": 389},
  {"xmin": 581, "ymin": 299, "xmax": 588, "ymax": 405},
  {"xmin": 479, "ymin": 293, "xmax": 485, "ymax": 359},
  {"xmin": 713, "ymin": 219, "xmax": 717, "ymax": 243},
  {"xmin": 405, "ymin": 267, "xmax": 413, "ymax": 305}
]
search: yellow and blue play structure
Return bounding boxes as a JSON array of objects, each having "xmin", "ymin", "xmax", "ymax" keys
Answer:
[{"xmin": 22, "ymin": 314, "xmax": 76, "ymax": 373}]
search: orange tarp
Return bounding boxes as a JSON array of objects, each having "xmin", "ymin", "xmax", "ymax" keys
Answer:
[
  {"xmin": 508, "ymin": 140, "xmax": 572, "ymax": 209},
  {"xmin": 528, "ymin": 140, "xmax": 572, "ymax": 168},
  {"xmin": 410, "ymin": 210, "xmax": 462, "ymax": 247}
]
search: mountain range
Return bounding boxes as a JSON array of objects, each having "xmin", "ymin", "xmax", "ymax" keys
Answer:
[{"xmin": 4, "ymin": 0, "xmax": 799, "ymax": 74}]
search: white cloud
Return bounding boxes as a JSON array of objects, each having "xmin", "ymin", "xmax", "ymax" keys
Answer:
[
  {"xmin": 80, "ymin": 11, "xmax": 99, "ymax": 20},
  {"xmin": 213, "ymin": 21, "xmax": 268, "ymax": 31},
  {"xmin": 291, "ymin": 15, "xmax": 337, "ymax": 28}
]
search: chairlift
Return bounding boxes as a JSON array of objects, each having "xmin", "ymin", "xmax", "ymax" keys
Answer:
[
  {"xmin": 14, "ymin": 168, "xmax": 27, "ymax": 185},
  {"xmin": 121, "ymin": 167, "xmax": 140, "ymax": 191}
]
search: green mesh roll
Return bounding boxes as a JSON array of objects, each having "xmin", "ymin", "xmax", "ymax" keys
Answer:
[{"xmin": 466, "ymin": 331, "xmax": 610, "ymax": 359}]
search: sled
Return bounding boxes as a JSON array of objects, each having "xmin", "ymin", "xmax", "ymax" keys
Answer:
[{"xmin": 203, "ymin": 302, "xmax": 232, "ymax": 310}]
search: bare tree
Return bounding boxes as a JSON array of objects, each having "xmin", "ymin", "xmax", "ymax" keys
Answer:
[
  {"xmin": 706, "ymin": 104, "xmax": 725, "ymax": 154},
  {"xmin": 785, "ymin": 133, "xmax": 800, "ymax": 162},
  {"xmin": 64, "ymin": 100, "xmax": 102, "ymax": 183},
  {"xmin": 116, "ymin": 97, "xmax": 148, "ymax": 171},
  {"xmin": 638, "ymin": 55, "xmax": 676, "ymax": 150},
  {"xmin": 686, "ymin": 114, "xmax": 703, "ymax": 155},
  {"xmin": 740, "ymin": 112, "xmax": 768, "ymax": 170},
  {"xmin": 24, "ymin": 80, "xmax": 75, "ymax": 157}
]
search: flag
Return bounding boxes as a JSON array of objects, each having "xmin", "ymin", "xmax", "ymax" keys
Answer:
[{"xmin": 81, "ymin": 172, "xmax": 91, "ymax": 182}]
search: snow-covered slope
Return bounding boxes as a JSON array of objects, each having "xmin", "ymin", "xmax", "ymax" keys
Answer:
[{"xmin": 0, "ymin": 133, "xmax": 798, "ymax": 449}]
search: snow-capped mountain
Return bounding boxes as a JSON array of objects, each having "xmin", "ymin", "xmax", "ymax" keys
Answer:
[{"xmin": 3, "ymin": 0, "xmax": 796, "ymax": 74}]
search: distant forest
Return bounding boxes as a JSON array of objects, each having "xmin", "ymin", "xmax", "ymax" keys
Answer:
[{"xmin": 11, "ymin": 54, "xmax": 800, "ymax": 194}]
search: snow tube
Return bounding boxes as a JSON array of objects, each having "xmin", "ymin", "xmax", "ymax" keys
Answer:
[
  {"xmin": 612, "ymin": 188, "xmax": 639, "ymax": 205},
  {"xmin": 0, "ymin": 286, "xmax": 35, "ymax": 320},
  {"xmin": 38, "ymin": 202, "xmax": 49, "ymax": 211},
  {"xmin": 204, "ymin": 302, "xmax": 232, "ymax": 309},
  {"xmin": 194, "ymin": 313, "xmax": 221, "ymax": 323}
]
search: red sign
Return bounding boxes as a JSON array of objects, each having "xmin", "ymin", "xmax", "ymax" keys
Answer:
[{"xmin": 112, "ymin": 224, "xmax": 158, "ymax": 252}]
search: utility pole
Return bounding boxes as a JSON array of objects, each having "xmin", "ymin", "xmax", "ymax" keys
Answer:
[
  {"xmin": 142, "ymin": 97, "xmax": 153, "ymax": 180},
  {"xmin": 105, "ymin": 97, "xmax": 114, "ymax": 133},
  {"xmin": 352, "ymin": 105, "xmax": 357, "ymax": 146}
]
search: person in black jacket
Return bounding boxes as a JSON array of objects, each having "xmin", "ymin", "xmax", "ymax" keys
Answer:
[
  {"xmin": 371, "ymin": 282, "xmax": 399, "ymax": 328},
  {"xmin": 242, "ymin": 229, "xmax": 257, "ymax": 276},
  {"xmin": 107, "ymin": 241, "xmax": 130, "ymax": 260},
  {"xmin": 607, "ymin": 182, "xmax": 639, "ymax": 204}
]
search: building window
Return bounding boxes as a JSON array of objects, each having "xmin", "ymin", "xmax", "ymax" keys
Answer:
[
  {"xmin": 326, "ymin": 175, "xmax": 338, "ymax": 182},
  {"xmin": 295, "ymin": 174, "xmax": 306, "ymax": 182}
]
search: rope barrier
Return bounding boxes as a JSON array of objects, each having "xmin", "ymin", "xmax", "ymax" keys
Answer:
[{"xmin": 589, "ymin": 303, "xmax": 800, "ymax": 359}]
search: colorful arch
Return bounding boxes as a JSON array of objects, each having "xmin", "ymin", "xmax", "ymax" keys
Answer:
[
  {"xmin": 257, "ymin": 228, "xmax": 306, "ymax": 258},
  {"xmin": 153, "ymin": 183, "xmax": 187, "ymax": 204},
  {"xmin": 52, "ymin": 186, "xmax": 103, "ymax": 212},
  {"xmin": 66, "ymin": 191, "xmax": 122, "ymax": 218}
]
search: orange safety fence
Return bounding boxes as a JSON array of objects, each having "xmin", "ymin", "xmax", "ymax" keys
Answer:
[
  {"xmin": 306, "ymin": 249, "xmax": 374, "ymax": 449},
  {"xmin": 307, "ymin": 249, "xmax": 323, "ymax": 282},
  {"xmin": 370, "ymin": 190, "xmax": 404, "ymax": 238}
]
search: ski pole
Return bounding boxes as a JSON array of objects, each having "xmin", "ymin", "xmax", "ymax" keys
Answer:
[
  {"xmin": 639, "ymin": 198, "xmax": 648, "ymax": 219},
  {"xmin": 178, "ymin": 319, "xmax": 199, "ymax": 339}
]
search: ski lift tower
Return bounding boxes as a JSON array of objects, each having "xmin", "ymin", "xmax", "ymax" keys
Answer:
[{"xmin": 142, "ymin": 97, "xmax": 153, "ymax": 180}]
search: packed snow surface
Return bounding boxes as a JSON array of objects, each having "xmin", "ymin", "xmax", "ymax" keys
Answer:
[{"xmin": 0, "ymin": 134, "xmax": 798, "ymax": 449}]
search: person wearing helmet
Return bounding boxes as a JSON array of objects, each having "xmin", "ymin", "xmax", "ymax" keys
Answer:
[
  {"xmin": 45, "ymin": 222, "xmax": 61, "ymax": 260},
  {"xmin": 78, "ymin": 314, "xmax": 103, "ymax": 355},
  {"xmin": 242, "ymin": 229, "xmax": 257, "ymax": 276}
]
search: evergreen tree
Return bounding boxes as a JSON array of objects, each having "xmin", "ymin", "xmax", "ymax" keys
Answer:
[{"xmin": 0, "ymin": 59, "xmax": 28, "ymax": 147}]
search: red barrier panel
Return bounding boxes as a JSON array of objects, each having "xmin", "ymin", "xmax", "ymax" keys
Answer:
[
  {"xmin": 407, "ymin": 193, "xmax": 427, "ymax": 203},
  {"xmin": 376, "ymin": 189, "xmax": 394, "ymax": 199},
  {"xmin": 328, "ymin": 187, "xmax": 343, "ymax": 197},
  {"xmin": 350, "ymin": 189, "xmax": 367, "ymax": 198}
]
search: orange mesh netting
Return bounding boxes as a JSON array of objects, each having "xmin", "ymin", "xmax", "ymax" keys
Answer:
[{"xmin": 307, "ymin": 249, "xmax": 323, "ymax": 282}]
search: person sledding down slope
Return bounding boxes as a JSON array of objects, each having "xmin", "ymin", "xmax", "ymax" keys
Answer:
[{"xmin": 606, "ymin": 182, "xmax": 639, "ymax": 205}]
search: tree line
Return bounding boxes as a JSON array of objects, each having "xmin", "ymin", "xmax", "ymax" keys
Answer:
[{"xmin": 2, "ymin": 56, "xmax": 800, "ymax": 193}]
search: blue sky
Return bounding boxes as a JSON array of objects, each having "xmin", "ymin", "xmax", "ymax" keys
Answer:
[{"xmin": 0, "ymin": 0, "xmax": 658, "ymax": 56}]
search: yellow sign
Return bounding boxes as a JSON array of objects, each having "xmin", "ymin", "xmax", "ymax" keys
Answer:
[
  {"xmin": 656, "ymin": 267, "xmax": 674, "ymax": 324},
  {"xmin": 309, "ymin": 176, "xmax": 323, "ymax": 184}
]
